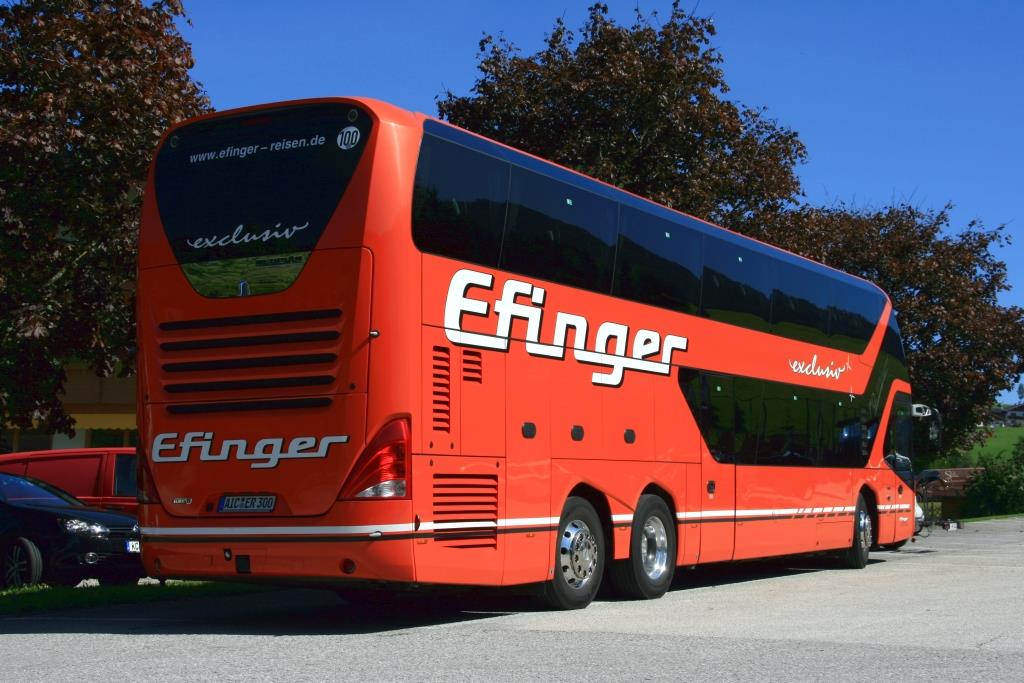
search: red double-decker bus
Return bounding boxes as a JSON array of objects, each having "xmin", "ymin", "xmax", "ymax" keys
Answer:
[{"xmin": 137, "ymin": 98, "xmax": 916, "ymax": 609}]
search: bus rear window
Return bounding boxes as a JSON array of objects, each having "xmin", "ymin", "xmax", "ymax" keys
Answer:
[{"xmin": 154, "ymin": 103, "xmax": 372, "ymax": 297}]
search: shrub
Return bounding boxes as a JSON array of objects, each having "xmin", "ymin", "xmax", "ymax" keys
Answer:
[{"xmin": 964, "ymin": 437, "xmax": 1024, "ymax": 517}]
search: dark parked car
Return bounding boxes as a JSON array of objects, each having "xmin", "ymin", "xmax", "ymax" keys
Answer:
[{"xmin": 0, "ymin": 472, "xmax": 143, "ymax": 588}]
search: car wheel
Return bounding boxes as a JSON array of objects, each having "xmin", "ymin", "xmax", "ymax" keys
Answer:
[
  {"xmin": 542, "ymin": 497, "xmax": 605, "ymax": 610},
  {"xmin": 3, "ymin": 537, "xmax": 43, "ymax": 588},
  {"xmin": 608, "ymin": 495, "xmax": 676, "ymax": 600}
]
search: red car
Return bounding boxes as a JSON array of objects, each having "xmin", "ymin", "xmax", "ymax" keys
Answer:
[{"xmin": 0, "ymin": 448, "xmax": 137, "ymax": 515}]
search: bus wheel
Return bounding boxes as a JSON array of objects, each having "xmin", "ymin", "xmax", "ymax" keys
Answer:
[
  {"xmin": 3, "ymin": 537, "xmax": 43, "ymax": 589},
  {"xmin": 609, "ymin": 495, "xmax": 676, "ymax": 600},
  {"xmin": 543, "ymin": 497, "xmax": 604, "ymax": 610},
  {"xmin": 840, "ymin": 494, "xmax": 872, "ymax": 569}
]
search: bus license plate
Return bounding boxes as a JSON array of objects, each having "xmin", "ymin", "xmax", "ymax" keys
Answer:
[
  {"xmin": 218, "ymin": 495, "xmax": 277, "ymax": 513},
  {"xmin": 126, "ymin": 540, "xmax": 141, "ymax": 553}
]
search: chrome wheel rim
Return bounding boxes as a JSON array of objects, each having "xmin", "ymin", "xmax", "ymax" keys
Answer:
[
  {"xmin": 559, "ymin": 519, "xmax": 598, "ymax": 590},
  {"xmin": 4, "ymin": 545, "xmax": 27, "ymax": 587},
  {"xmin": 858, "ymin": 508, "xmax": 872, "ymax": 554},
  {"xmin": 640, "ymin": 515, "xmax": 669, "ymax": 581}
]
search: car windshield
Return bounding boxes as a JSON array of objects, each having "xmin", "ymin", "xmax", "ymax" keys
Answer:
[{"xmin": 0, "ymin": 473, "xmax": 84, "ymax": 507}]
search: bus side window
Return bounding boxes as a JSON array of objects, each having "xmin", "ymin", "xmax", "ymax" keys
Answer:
[
  {"xmin": 771, "ymin": 263, "xmax": 832, "ymax": 347},
  {"xmin": 702, "ymin": 374, "xmax": 737, "ymax": 464},
  {"xmin": 501, "ymin": 166, "xmax": 617, "ymax": 293},
  {"xmin": 760, "ymin": 385, "xmax": 813, "ymax": 467},
  {"xmin": 732, "ymin": 377, "xmax": 763, "ymax": 465},
  {"xmin": 412, "ymin": 134, "xmax": 509, "ymax": 268},
  {"xmin": 613, "ymin": 206, "xmax": 702, "ymax": 315},
  {"xmin": 806, "ymin": 390, "xmax": 831, "ymax": 467},
  {"xmin": 829, "ymin": 282, "xmax": 886, "ymax": 354},
  {"xmin": 701, "ymin": 237, "xmax": 775, "ymax": 333}
]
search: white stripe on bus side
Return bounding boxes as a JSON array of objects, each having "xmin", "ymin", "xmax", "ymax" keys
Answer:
[{"xmin": 141, "ymin": 504, "xmax": 878, "ymax": 539}]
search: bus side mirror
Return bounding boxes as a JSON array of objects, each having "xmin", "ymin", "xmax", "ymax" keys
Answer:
[{"xmin": 913, "ymin": 404, "xmax": 942, "ymax": 447}]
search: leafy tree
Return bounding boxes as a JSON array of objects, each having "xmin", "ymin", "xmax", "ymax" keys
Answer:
[
  {"xmin": 762, "ymin": 205, "xmax": 1024, "ymax": 459},
  {"xmin": 438, "ymin": 2, "xmax": 806, "ymax": 230},
  {"xmin": 1017, "ymin": 382, "xmax": 1024, "ymax": 403},
  {"xmin": 0, "ymin": 0, "xmax": 210, "ymax": 433},
  {"xmin": 440, "ymin": 3, "xmax": 1024, "ymax": 461}
]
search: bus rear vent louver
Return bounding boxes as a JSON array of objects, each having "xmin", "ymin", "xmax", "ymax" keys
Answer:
[
  {"xmin": 156, "ymin": 309, "xmax": 343, "ymax": 411},
  {"xmin": 431, "ymin": 346, "xmax": 452, "ymax": 433},
  {"xmin": 432, "ymin": 473, "xmax": 498, "ymax": 549}
]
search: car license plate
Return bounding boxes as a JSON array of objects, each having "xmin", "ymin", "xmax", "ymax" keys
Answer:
[
  {"xmin": 218, "ymin": 495, "xmax": 277, "ymax": 513},
  {"xmin": 126, "ymin": 540, "xmax": 141, "ymax": 553}
]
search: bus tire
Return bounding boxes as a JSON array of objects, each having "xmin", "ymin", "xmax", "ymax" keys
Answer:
[
  {"xmin": 608, "ymin": 495, "xmax": 676, "ymax": 600},
  {"xmin": 3, "ymin": 537, "xmax": 43, "ymax": 588},
  {"xmin": 840, "ymin": 494, "xmax": 872, "ymax": 569},
  {"xmin": 543, "ymin": 497, "xmax": 605, "ymax": 610}
]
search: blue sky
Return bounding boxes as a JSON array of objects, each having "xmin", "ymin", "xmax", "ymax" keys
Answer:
[{"xmin": 179, "ymin": 1, "xmax": 1023, "ymax": 400}]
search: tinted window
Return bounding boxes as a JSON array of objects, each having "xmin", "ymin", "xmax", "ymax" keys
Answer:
[
  {"xmin": 501, "ymin": 166, "xmax": 618, "ymax": 291},
  {"xmin": 614, "ymin": 207, "xmax": 702, "ymax": 314},
  {"xmin": 760, "ymin": 384, "xmax": 814, "ymax": 466},
  {"xmin": 772, "ymin": 263, "xmax": 832, "ymax": 345},
  {"xmin": 884, "ymin": 393, "xmax": 914, "ymax": 485},
  {"xmin": 881, "ymin": 313, "xmax": 910, "ymax": 382},
  {"xmin": 680, "ymin": 367, "xmax": 890, "ymax": 469},
  {"xmin": 702, "ymin": 374, "xmax": 736, "ymax": 463},
  {"xmin": 830, "ymin": 282, "xmax": 886, "ymax": 352},
  {"xmin": 114, "ymin": 453, "xmax": 138, "ymax": 498},
  {"xmin": 701, "ymin": 238, "xmax": 775, "ymax": 332},
  {"xmin": 809, "ymin": 389, "xmax": 834, "ymax": 466},
  {"xmin": 732, "ymin": 377, "xmax": 764, "ymax": 465},
  {"xmin": 824, "ymin": 394, "xmax": 860, "ymax": 467},
  {"xmin": 412, "ymin": 135, "xmax": 509, "ymax": 267},
  {"xmin": 155, "ymin": 103, "xmax": 372, "ymax": 297}
]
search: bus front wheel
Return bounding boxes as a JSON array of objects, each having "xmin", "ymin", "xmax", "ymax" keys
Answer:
[
  {"xmin": 543, "ymin": 497, "xmax": 605, "ymax": 610},
  {"xmin": 839, "ymin": 494, "xmax": 872, "ymax": 569}
]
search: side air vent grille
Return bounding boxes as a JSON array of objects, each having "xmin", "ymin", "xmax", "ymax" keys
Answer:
[
  {"xmin": 432, "ymin": 473, "xmax": 498, "ymax": 549},
  {"xmin": 431, "ymin": 345, "xmax": 452, "ymax": 433},
  {"xmin": 462, "ymin": 349, "xmax": 483, "ymax": 383}
]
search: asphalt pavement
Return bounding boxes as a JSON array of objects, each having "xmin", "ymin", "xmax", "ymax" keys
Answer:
[{"xmin": 2, "ymin": 517, "xmax": 1022, "ymax": 682}]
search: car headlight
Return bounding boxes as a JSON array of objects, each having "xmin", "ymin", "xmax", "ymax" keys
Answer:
[{"xmin": 62, "ymin": 518, "xmax": 109, "ymax": 535}]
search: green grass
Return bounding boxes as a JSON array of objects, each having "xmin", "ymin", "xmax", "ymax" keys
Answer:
[
  {"xmin": 0, "ymin": 580, "xmax": 272, "ymax": 616},
  {"xmin": 965, "ymin": 426, "xmax": 1024, "ymax": 465}
]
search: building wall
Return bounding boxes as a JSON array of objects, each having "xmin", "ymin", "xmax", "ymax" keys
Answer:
[{"xmin": 1, "ymin": 365, "xmax": 136, "ymax": 453}]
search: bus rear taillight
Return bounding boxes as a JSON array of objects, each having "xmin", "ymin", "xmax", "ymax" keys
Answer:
[
  {"xmin": 339, "ymin": 418, "xmax": 410, "ymax": 499},
  {"xmin": 136, "ymin": 446, "xmax": 161, "ymax": 504}
]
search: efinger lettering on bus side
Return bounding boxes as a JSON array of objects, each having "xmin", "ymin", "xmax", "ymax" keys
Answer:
[{"xmin": 443, "ymin": 268, "xmax": 689, "ymax": 387}]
